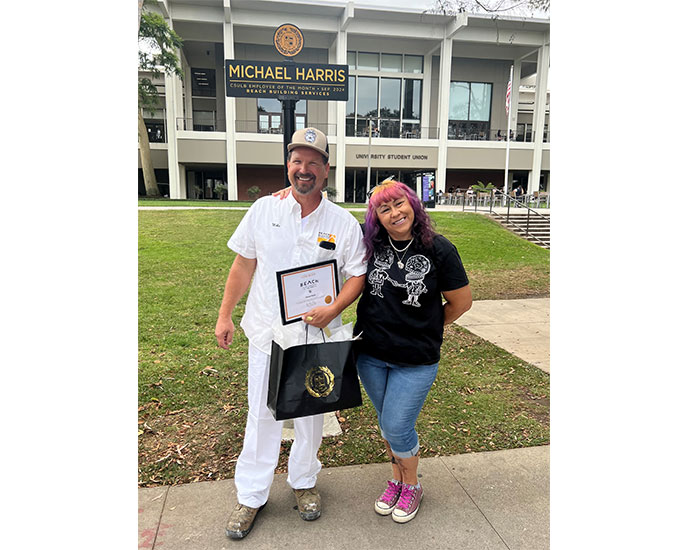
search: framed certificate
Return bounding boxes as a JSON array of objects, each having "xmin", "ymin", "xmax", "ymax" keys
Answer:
[{"xmin": 276, "ymin": 260, "xmax": 339, "ymax": 325}]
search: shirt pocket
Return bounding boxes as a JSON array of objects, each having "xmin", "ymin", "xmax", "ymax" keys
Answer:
[{"xmin": 315, "ymin": 243, "xmax": 338, "ymax": 264}]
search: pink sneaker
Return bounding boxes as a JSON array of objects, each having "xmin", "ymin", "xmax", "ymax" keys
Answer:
[
  {"xmin": 374, "ymin": 480, "xmax": 402, "ymax": 515},
  {"xmin": 392, "ymin": 483, "xmax": 423, "ymax": 523}
]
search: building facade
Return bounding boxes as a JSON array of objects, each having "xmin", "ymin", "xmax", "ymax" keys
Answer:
[{"xmin": 138, "ymin": 0, "xmax": 550, "ymax": 202}]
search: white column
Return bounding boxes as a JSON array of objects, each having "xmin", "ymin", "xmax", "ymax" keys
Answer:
[
  {"xmin": 223, "ymin": 15, "xmax": 238, "ymax": 200},
  {"xmin": 181, "ymin": 50, "xmax": 193, "ymax": 130},
  {"xmin": 436, "ymin": 34, "xmax": 453, "ymax": 194},
  {"xmin": 421, "ymin": 51, "xmax": 433, "ymax": 139},
  {"xmin": 334, "ymin": 29, "xmax": 348, "ymax": 202},
  {"xmin": 178, "ymin": 164, "xmax": 187, "ymax": 199},
  {"xmin": 164, "ymin": 60, "xmax": 182, "ymax": 199},
  {"xmin": 529, "ymin": 42, "xmax": 549, "ymax": 195}
]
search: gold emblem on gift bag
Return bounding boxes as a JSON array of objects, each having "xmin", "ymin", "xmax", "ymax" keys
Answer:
[{"xmin": 305, "ymin": 366, "xmax": 335, "ymax": 398}]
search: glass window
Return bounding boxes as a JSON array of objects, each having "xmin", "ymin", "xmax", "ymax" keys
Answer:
[
  {"xmin": 404, "ymin": 55, "xmax": 423, "ymax": 73},
  {"xmin": 346, "ymin": 76, "xmax": 356, "ymax": 117},
  {"xmin": 449, "ymin": 82, "xmax": 470, "ymax": 121},
  {"xmin": 345, "ymin": 52, "xmax": 426, "ymax": 138},
  {"xmin": 295, "ymin": 100, "xmax": 306, "ymax": 114},
  {"xmin": 346, "ymin": 117, "xmax": 355, "ymax": 137},
  {"xmin": 356, "ymin": 118, "xmax": 371, "ymax": 136},
  {"xmin": 358, "ymin": 52, "xmax": 379, "ymax": 71},
  {"xmin": 379, "ymin": 118, "xmax": 400, "ymax": 138},
  {"xmin": 259, "ymin": 114, "xmax": 269, "ymax": 133},
  {"xmin": 191, "ymin": 68, "xmax": 216, "ymax": 97},
  {"xmin": 403, "ymin": 79, "xmax": 422, "ymax": 120},
  {"xmin": 258, "ymin": 98, "xmax": 281, "ymax": 113},
  {"xmin": 402, "ymin": 122, "xmax": 420, "ymax": 138},
  {"xmin": 469, "ymin": 83, "xmax": 492, "ymax": 121},
  {"xmin": 381, "ymin": 54, "xmax": 402, "ymax": 72},
  {"xmin": 356, "ymin": 77, "xmax": 378, "ymax": 119},
  {"xmin": 347, "ymin": 51, "xmax": 356, "ymax": 70},
  {"xmin": 380, "ymin": 78, "xmax": 401, "ymax": 119}
]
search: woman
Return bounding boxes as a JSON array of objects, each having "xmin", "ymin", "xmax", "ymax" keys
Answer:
[
  {"xmin": 273, "ymin": 180, "xmax": 472, "ymax": 523},
  {"xmin": 354, "ymin": 180, "xmax": 472, "ymax": 524}
]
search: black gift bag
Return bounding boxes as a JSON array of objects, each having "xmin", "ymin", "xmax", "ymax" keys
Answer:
[{"xmin": 267, "ymin": 329, "xmax": 362, "ymax": 421}]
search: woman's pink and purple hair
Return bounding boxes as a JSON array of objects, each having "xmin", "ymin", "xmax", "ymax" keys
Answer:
[{"xmin": 362, "ymin": 180, "xmax": 436, "ymax": 260}]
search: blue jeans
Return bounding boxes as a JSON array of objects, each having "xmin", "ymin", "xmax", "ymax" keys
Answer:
[{"xmin": 356, "ymin": 353, "xmax": 439, "ymax": 458}]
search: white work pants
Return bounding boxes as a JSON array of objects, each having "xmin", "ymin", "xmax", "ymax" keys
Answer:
[{"xmin": 234, "ymin": 343, "xmax": 323, "ymax": 508}]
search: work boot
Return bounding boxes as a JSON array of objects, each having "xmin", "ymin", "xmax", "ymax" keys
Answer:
[
  {"xmin": 225, "ymin": 502, "xmax": 265, "ymax": 540},
  {"xmin": 293, "ymin": 487, "xmax": 321, "ymax": 520}
]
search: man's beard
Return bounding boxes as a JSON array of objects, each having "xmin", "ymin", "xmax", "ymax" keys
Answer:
[{"xmin": 292, "ymin": 173, "xmax": 320, "ymax": 196}]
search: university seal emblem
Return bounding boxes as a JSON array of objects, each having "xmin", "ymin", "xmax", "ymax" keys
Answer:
[
  {"xmin": 305, "ymin": 366, "xmax": 335, "ymax": 398},
  {"xmin": 273, "ymin": 24, "xmax": 304, "ymax": 57}
]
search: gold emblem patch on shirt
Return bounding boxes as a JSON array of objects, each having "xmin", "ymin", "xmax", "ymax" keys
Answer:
[{"xmin": 317, "ymin": 232, "xmax": 336, "ymax": 244}]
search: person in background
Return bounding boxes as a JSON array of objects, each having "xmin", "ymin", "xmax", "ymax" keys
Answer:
[{"xmin": 354, "ymin": 180, "xmax": 472, "ymax": 524}]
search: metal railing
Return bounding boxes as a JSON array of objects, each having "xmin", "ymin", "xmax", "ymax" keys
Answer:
[
  {"xmin": 170, "ymin": 119, "xmax": 549, "ymax": 143},
  {"xmin": 348, "ymin": 125, "xmax": 439, "ymax": 139},
  {"xmin": 447, "ymin": 128, "xmax": 550, "ymax": 143},
  {"xmin": 488, "ymin": 190, "xmax": 550, "ymax": 247},
  {"xmin": 176, "ymin": 117, "xmax": 227, "ymax": 132},
  {"xmin": 439, "ymin": 190, "xmax": 549, "ymax": 209},
  {"xmin": 234, "ymin": 120, "xmax": 338, "ymax": 135}
]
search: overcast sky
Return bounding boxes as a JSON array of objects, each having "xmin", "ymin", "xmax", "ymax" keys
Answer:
[{"xmin": 319, "ymin": 0, "xmax": 548, "ymax": 17}]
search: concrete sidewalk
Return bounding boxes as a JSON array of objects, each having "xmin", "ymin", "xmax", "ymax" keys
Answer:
[
  {"xmin": 455, "ymin": 298, "xmax": 550, "ymax": 373},
  {"xmin": 139, "ymin": 446, "xmax": 549, "ymax": 550}
]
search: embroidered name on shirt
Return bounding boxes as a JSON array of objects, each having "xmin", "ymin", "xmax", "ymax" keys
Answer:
[{"xmin": 272, "ymin": 222, "xmax": 281, "ymax": 227}]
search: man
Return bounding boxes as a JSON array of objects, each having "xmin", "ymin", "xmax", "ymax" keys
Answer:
[{"xmin": 215, "ymin": 127, "xmax": 367, "ymax": 540}]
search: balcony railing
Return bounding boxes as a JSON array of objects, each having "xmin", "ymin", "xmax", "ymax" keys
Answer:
[
  {"xmin": 235, "ymin": 121, "xmax": 338, "ymax": 136},
  {"xmin": 176, "ymin": 117, "xmax": 226, "ymax": 132},
  {"xmin": 448, "ymin": 128, "xmax": 550, "ymax": 143},
  {"xmin": 348, "ymin": 127, "xmax": 440, "ymax": 139},
  {"xmin": 169, "ymin": 118, "xmax": 549, "ymax": 144}
]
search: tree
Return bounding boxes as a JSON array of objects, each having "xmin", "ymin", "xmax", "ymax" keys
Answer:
[
  {"xmin": 138, "ymin": 1, "xmax": 184, "ymax": 197},
  {"xmin": 428, "ymin": 0, "xmax": 549, "ymax": 17}
]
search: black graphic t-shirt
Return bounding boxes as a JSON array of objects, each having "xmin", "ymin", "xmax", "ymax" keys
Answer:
[{"xmin": 354, "ymin": 234, "xmax": 469, "ymax": 366}]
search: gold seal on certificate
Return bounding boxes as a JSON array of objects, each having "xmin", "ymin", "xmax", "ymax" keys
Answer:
[{"xmin": 276, "ymin": 260, "xmax": 339, "ymax": 325}]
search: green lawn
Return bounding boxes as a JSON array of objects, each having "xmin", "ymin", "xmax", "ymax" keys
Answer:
[{"xmin": 138, "ymin": 209, "xmax": 549, "ymax": 486}]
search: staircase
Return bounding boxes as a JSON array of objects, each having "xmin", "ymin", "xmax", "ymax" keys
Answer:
[{"xmin": 488, "ymin": 211, "xmax": 550, "ymax": 249}]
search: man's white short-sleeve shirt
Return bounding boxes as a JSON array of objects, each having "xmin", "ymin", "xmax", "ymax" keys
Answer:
[{"xmin": 228, "ymin": 194, "xmax": 367, "ymax": 353}]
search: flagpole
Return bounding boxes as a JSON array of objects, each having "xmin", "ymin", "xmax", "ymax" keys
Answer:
[{"xmin": 503, "ymin": 65, "xmax": 514, "ymax": 204}]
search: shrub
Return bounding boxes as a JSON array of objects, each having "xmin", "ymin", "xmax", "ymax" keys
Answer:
[
  {"xmin": 247, "ymin": 186, "xmax": 261, "ymax": 200},
  {"xmin": 324, "ymin": 186, "xmax": 338, "ymax": 201}
]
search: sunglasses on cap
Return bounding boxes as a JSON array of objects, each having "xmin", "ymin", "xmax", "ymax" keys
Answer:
[{"xmin": 366, "ymin": 178, "xmax": 397, "ymax": 198}]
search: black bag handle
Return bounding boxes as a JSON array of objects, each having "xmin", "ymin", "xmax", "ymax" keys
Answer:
[{"xmin": 304, "ymin": 324, "xmax": 326, "ymax": 344}]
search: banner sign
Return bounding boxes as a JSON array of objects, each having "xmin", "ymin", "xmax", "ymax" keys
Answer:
[{"xmin": 225, "ymin": 60, "xmax": 348, "ymax": 100}]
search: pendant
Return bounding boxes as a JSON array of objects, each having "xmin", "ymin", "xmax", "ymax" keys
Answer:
[{"xmin": 397, "ymin": 261, "xmax": 404, "ymax": 269}]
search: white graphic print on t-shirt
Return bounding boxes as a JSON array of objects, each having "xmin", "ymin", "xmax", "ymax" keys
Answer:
[
  {"xmin": 370, "ymin": 247, "xmax": 431, "ymax": 307},
  {"xmin": 368, "ymin": 247, "xmax": 394, "ymax": 297}
]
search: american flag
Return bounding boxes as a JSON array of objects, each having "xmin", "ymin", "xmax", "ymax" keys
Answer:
[{"xmin": 505, "ymin": 78, "xmax": 512, "ymax": 115}]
